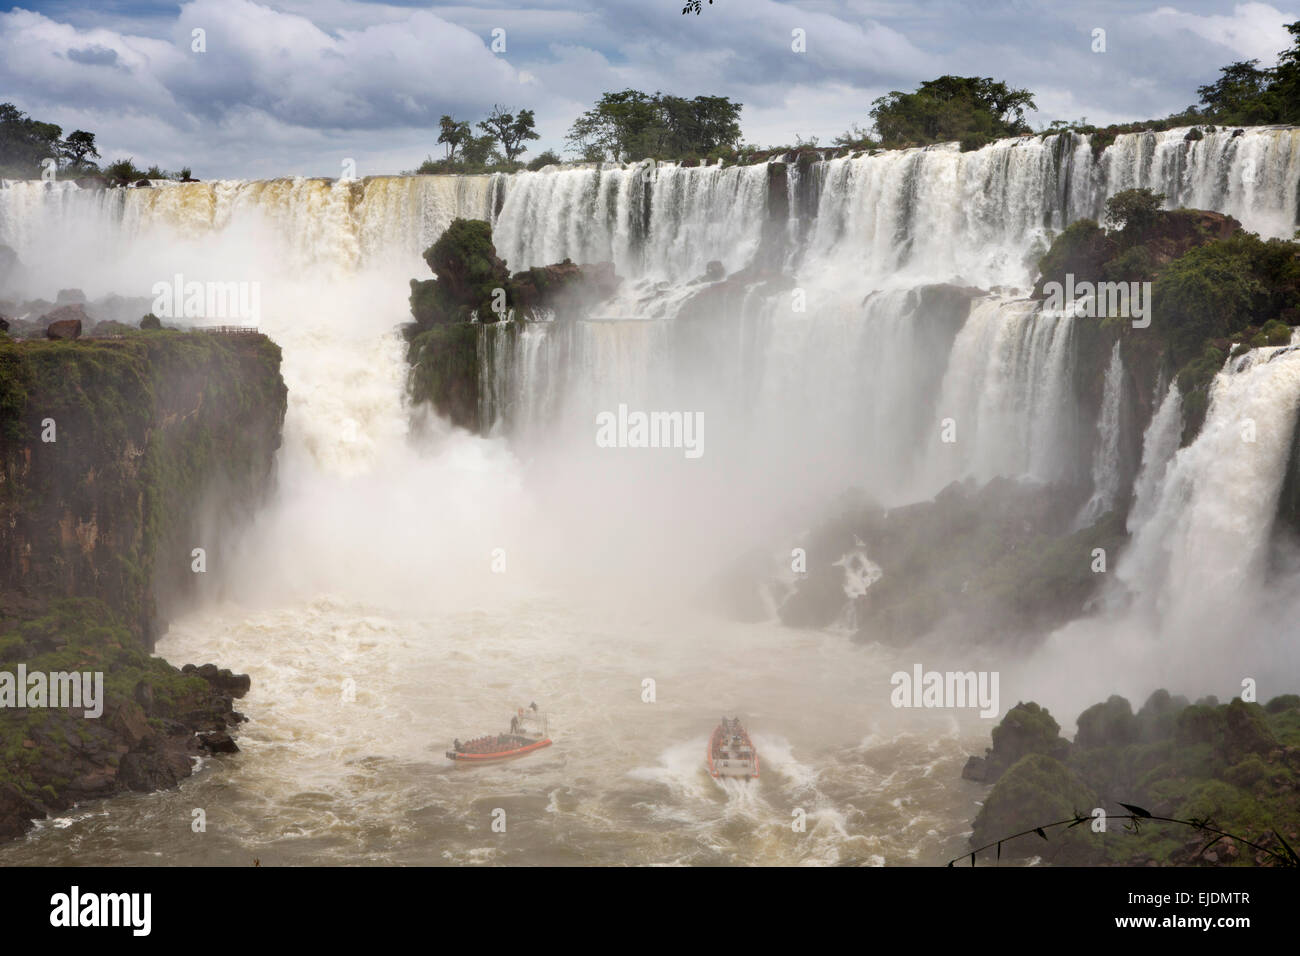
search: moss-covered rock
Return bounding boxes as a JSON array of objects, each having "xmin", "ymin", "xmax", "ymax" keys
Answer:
[
  {"xmin": 971, "ymin": 754, "xmax": 1098, "ymax": 862},
  {"xmin": 403, "ymin": 219, "xmax": 621, "ymax": 432},
  {"xmin": 0, "ymin": 598, "xmax": 250, "ymax": 843}
]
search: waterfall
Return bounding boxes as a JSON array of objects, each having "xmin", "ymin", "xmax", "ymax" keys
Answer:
[
  {"xmin": 1077, "ymin": 341, "xmax": 1126, "ymax": 526},
  {"xmin": 1118, "ymin": 343, "xmax": 1300, "ymax": 625},
  {"xmin": 0, "ymin": 175, "xmax": 495, "ymax": 295},
  {"xmin": 1128, "ymin": 381, "xmax": 1183, "ymax": 534},
  {"xmin": 491, "ymin": 161, "xmax": 771, "ymax": 278},
  {"xmin": 923, "ymin": 297, "xmax": 1080, "ymax": 490},
  {"xmin": 2, "ymin": 126, "xmax": 1298, "ymax": 536}
]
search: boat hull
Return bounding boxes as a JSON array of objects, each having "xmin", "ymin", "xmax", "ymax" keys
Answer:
[
  {"xmin": 446, "ymin": 738, "xmax": 552, "ymax": 763},
  {"xmin": 708, "ymin": 721, "xmax": 759, "ymax": 780}
]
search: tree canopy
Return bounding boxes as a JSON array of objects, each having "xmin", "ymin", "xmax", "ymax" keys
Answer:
[
  {"xmin": 565, "ymin": 90, "xmax": 743, "ymax": 161},
  {"xmin": 1194, "ymin": 22, "xmax": 1300, "ymax": 125},
  {"xmin": 0, "ymin": 102, "xmax": 185, "ymax": 180},
  {"xmin": 868, "ymin": 76, "xmax": 1037, "ymax": 151}
]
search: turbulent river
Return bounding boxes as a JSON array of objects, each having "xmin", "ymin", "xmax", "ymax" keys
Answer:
[{"xmin": 1, "ymin": 125, "xmax": 1299, "ymax": 865}]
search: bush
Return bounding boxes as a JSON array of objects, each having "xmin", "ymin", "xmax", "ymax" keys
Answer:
[{"xmin": 526, "ymin": 150, "xmax": 561, "ymax": 171}]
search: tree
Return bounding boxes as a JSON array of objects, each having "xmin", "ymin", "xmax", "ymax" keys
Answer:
[
  {"xmin": 477, "ymin": 105, "xmax": 539, "ymax": 163},
  {"xmin": 1104, "ymin": 188, "xmax": 1165, "ymax": 243},
  {"xmin": 1190, "ymin": 21, "xmax": 1300, "ymax": 125},
  {"xmin": 58, "ymin": 130, "xmax": 99, "ymax": 170},
  {"xmin": 459, "ymin": 133, "xmax": 501, "ymax": 168},
  {"xmin": 681, "ymin": 0, "xmax": 713, "ymax": 12},
  {"xmin": 1272, "ymin": 21, "xmax": 1300, "ymax": 123},
  {"xmin": 1196, "ymin": 60, "xmax": 1277, "ymax": 124},
  {"xmin": 868, "ymin": 76, "xmax": 1037, "ymax": 150},
  {"xmin": 437, "ymin": 115, "xmax": 472, "ymax": 161},
  {"xmin": 566, "ymin": 90, "xmax": 743, "ymax": 161},
  {"xmin": 526, "ymin": 150, "xmax": 561, "ymax": 171},
  {"xmin": 0, "ymin": 102, "xmax": 63, "ymax": 177}
]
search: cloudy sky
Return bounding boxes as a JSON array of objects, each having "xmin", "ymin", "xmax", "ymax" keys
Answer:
[{"xmin": 0, "ymin": 0, "xmax": 1296, "ymax": 179}]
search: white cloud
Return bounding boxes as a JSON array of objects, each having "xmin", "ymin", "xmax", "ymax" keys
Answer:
[
  {"xmin": 1, "ymin": 0, "xmax": 1293, "ymax": 178},
  {"xmin": 1142, "ymin": 2, "xmax": 1298, "ymax": 63}
]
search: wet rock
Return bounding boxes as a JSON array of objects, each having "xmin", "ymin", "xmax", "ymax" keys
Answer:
[
  {"xmin": 186, "ymin": 662, "xmax": 251, "ymax": 698},
  {"xmin": 109, "ymin": 701, "xmax": 155, "ymax": 748},
  {"xmin": 0, "ymin": 785, "xmax": 44, "ymax": 841},
  {"xmin": 961, "ymin": 755, "xmax": 989, "ymax": 782},
  {"xmin": 197, "ymin": 732, "xmax": 239, "ymax": 754}
]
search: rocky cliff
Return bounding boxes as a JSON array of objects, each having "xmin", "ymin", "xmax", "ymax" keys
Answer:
[
  {"xmin": 0, "ymin": 329, "xmax": 286, "ymax": 843},
  {"xmin": 1, "ymin": 330, "xmax": 287, "ymax": 643}
]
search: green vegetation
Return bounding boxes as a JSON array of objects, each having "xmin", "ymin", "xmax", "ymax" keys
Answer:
[
  {"xmin": 401, "ymin": 219, "xmax": 613, "ymax": 429},
  {"xmin": 418, "ymin": 106, "xmax": 540, "ymax": 174},
  {"xmin": 0, "ymin": 102, "xmax": 192, "ymax": 181},
  {"xmin": 565, "ymin": 90, "xmax": 744, "ymax": 162},
  {"xmin": 0, "ymin": 332, "xmax": 286, "ymax": 639},
  {"xmin": 1033, "ymin": 188, "xmax": 1300, "ymax": 442},
  {"xmin": 969, "ymin": 693, "xmax": 1300, "ymax": 865},
  {"xmin": 1193, "ymin": 22, "xmax": 1300, "ymax": 126},
  {"xmin": 0, "ymin": 598, "xmax": 224, "ymax": 818},
  {"xmin": 865, "ymin": 76, "xmax": 1036, "ymax": 151}
]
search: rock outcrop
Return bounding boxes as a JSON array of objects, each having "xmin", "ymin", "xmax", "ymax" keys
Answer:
[
  {"xmin": 403, "ymin": 218, "xmax": 621, "ymax": 431},
  {"xmin": 1, "ymin": 332, "xmax": 288, "ymax": 645},
  {"xmin": 0, "ymin": 328, "xmax": 287, "ymax": 844}
]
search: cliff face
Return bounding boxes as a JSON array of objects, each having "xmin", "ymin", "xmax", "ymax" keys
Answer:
[
  {"xmin": 0, "ymin": 330, "xmax": 286, "ymax": 843},
  {"xmin": 0, "ymin": 331, "xmax": 287, "ymax": 645}
]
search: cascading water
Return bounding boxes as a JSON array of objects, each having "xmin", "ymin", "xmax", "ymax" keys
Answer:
[
  {"xmin": 1, "ymin": 125, "xmax": 1299, "ymax": 864},
  {"xmin": 1077, "ymin": 341, "xmax": 1126, "ymax": 526},
  {"xmin": 1016, "ymin": 341, "xmax": 1300, "ymax": 720},
  {"xmin": 1128, "ymin": 381, "xmax": 1183, "ymax": 534}
]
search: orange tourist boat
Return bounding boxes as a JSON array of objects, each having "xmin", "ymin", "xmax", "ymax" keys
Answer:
[
  {"xmin": 446, "ymin": 706, "xmax": 551, "ymax": 764},
  {"xmin": 708, "ymin": 716, "xmax": 759, "ymax": 780}
]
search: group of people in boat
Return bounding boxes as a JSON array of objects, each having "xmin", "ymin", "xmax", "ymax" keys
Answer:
[
  {"xmin": 452, "ymin": 734, "xmax": 519, "ymax": 754},
  {"xmin": 452, "ymin": 703, "xmax": 541, "ymax": 754}
]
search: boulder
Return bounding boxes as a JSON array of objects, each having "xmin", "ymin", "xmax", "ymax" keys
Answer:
[
  {"xmin": 0, "ymin": 784, "xmax": 45, "ymax": 842},
  {"xmin": 39, "ymin": 302, "xmax": 89, "ymax": 331},
  {"xmin": 45, "ymin": 318, "xmax": 82, "ymax": 340},
  {"xmin": 55, "ymin": 288, "xmax": 86, "ymax": 304},
  {"xmin": 185, "ymin": 662, "xmax": 252, "ymax": 698}
]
